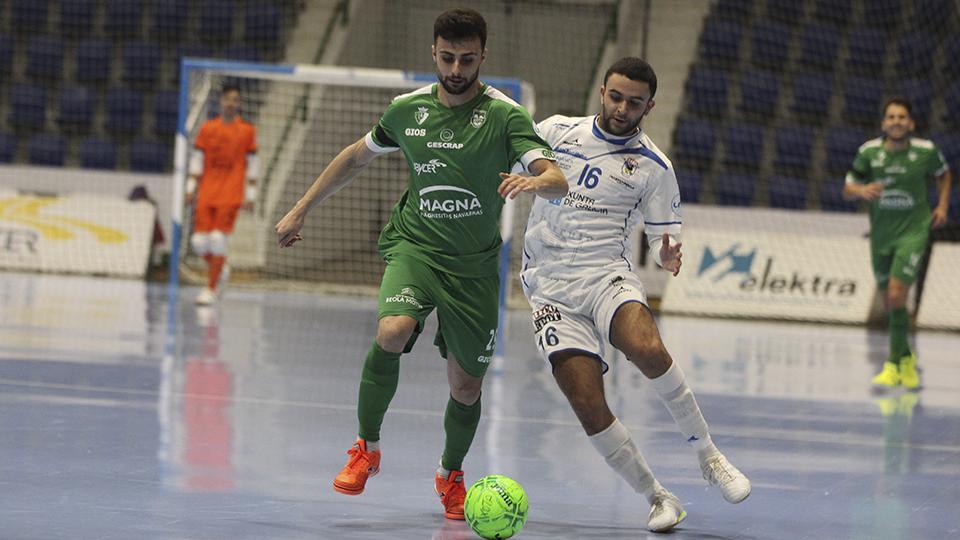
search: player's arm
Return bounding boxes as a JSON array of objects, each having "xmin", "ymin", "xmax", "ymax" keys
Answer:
[
  {"xmin": 497, "ymin": 158, "xmax": 568, "ymax": 199},
  {"xmin": 932, "ymin": 168, "xmax": 952, "ymax": 228},
  {"xmin": 643, "ymin": 168, "xmax": 683, "ymax": 276},
  {"xmin": 843, "ymin": 149, "xmax": 882, "ymax": 201},
  {"xmin": 275, "ymin": 137, "xmax": 379, "ymax": 247}
]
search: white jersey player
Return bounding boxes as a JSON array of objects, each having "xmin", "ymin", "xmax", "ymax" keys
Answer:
[{"xmin": 521, "ymin": 58, "xmax": 751, "ymax": 533}]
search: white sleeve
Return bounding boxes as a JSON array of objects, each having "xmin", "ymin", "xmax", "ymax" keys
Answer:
[
  {"xmin": 245, "ymin": 153, "xmax": 260, "ymax": 181},
  {"xmin": 536, "ymin": 115, "xmax": 567, "ymax": 147},
  {"xmin": 189, "ymin": 150, "xmax": 204, "ymax": 176},
  {"xmin": 642, "ymin": 168, "xmax": 683, "ymax": 267}
]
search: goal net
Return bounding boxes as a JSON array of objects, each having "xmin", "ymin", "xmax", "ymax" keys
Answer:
[{"xmin": 170, "ymin": 59, "xmax": 535, "ymax": 306}]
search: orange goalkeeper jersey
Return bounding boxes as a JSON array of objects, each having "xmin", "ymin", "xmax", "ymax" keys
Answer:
[{"xmin": 195, "ymin": 116, "xmax": 257, "ymax": 207}]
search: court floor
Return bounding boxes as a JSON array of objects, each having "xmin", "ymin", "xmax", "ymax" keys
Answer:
[{"xmin": 0, "ymin": 272, "xmax": 958, "ymax": 539}]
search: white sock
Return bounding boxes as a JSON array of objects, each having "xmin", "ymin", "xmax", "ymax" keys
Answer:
[
  {"xmin": 365, "ymin": 440, "xmax": 380, "ymax": 452},
  {"xmin": 649, "ymin": 362, "xmax": 719, "ymax": 462},
  {"xmin": 589, "ymin": 418, "xmax": 662, "ymax": 504},
  {"xmin": 436, "ymin": 465, "xmax": 451, "ymax": 478}
]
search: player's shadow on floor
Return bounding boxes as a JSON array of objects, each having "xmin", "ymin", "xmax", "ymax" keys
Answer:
[{"xmin": 426, "ymin": 514, "xmax": 750, "ymax": 540}]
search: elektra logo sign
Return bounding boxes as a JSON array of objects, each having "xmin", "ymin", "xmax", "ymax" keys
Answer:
[
  {"xmin": 418, "ymin": 185, "xmax": 482, "ymax": 219},
  {"xmin": 698, "ymin": 243, "xmax": 857, "ymax": 296}
]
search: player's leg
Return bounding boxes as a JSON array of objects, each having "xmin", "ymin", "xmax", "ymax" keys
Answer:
[
  {"xmin": 333, "ymin": 256, "xmax": 434, "ymax": 495},
  {"xmin": 428, "ymin": 270, "xmax": 502, "ymax": 519},
  {"xmin": 601, "ymin": 279, "xmax": 750, "ymax": 504},
  {"xmin": 550, "ymin": 350, "xmax": 685, "ymax": 531},
  {"xmin": 190, "ymin": 204, "xmax": 216, "ymax": 305},
  {"xmin": 205, "ymin": 205, "xmax": 240, "ymax": 297},
  {"xmin": 885, "ymin": 238, "xmax": 927, "ymax": 389},
  {"xmin": 871, "ymin": 246, "xmax": 901, "ymax": 387}
]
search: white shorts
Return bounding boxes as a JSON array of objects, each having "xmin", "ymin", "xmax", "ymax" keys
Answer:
[{"xmin": 522, "ymin": 268, "xmax": 648, "ymax": 372}]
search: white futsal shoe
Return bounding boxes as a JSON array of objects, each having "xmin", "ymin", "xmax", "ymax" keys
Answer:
[
  {"xmin": 647, "ymin": 489, "xmax": 686, "ymax": 532},
  {"xmin": 701, "ymin": 453, "xmax": 751, "ymax": 503},
  {"xmin": 195, "ymin": 287, "xmax": 217, "ymax": 305}
]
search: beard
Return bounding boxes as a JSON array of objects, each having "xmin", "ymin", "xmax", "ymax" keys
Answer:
[
  {"xmin": 599, "ymin": 108, "xmax": 643, "ymax": 136},
  {"xmin": 437, "ymin": 69, "xmax": 480, "ymax": 95}
]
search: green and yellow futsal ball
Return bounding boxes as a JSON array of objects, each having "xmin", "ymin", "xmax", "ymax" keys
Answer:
[{"xmin": 464, "ymin": 475, "xmax": 528, "ymax": 539}]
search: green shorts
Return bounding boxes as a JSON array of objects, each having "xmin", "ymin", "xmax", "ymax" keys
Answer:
[
  {"xmin": 871, "ymin": 234, "xmax": 928, "ymax": 288},
  {"xmin": 378, "ymin": 253, "xmax": 500, "ymax": 378}
]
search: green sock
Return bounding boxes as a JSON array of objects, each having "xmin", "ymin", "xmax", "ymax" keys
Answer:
[
  {"xmin": 357, "ymin": 342, "xmax": 401, "ymax": 442},
  {"xmin": 441, "ymin": 394, "xmax": 481, "ymax": 471},
  {"xmin": 888, "ymin": 308, "xmax": 911, "ymax": 364}
]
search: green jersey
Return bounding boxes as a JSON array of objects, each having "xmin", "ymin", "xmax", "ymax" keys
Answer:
[
  {"xmin": 846, "ymin": 137, "xmax": 949, "ymax": 246},
  {"xmin": 365, "ymin": 83, "xmax": 554, "ymax": 277}
]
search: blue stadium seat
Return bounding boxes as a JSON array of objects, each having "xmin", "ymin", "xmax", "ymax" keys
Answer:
[
  {"xmin": 76, "ymin": 39, "xmax": 112, "ymax": 85},
  {"xmin": 930, "ymin": 132, "xmax": 960, "ymax": 173},
  {"xmin": 223, "ymin": 43, "xmax": 260, "ymax": 62},
  {"xmin": 825, "ymin": 127, "xmax": 869, "ymax": 174},
  {"xmin": 152, "ymin": 0, "xmax": 189, "ymax": 40},
  {"xmin": 153, "ymin": 90, "xmax": 179, "ymax": 137},
  {"xmin": 846, "ymin": 28, "xmax": 886, "ymax": 73},
  {"xmin": 0, "ymin": 132, "xmax": 17, "ymax": 162},
  {"xmin": 699, "ymin": 18, "xmax": 744, "ymax": 66},
  {"xmin": 723, "ymin": 123, "xmax": 765, "ymax": 171},
  {"xmin": 130, "ymin": 138, "xmax": 169, "ymax": 172},
  {"xmin": 11, "ymin": 0, "xmax": 49, "ymax": 33},
  {"xmin": 819, "ymin": 179, "xmax": 856, "ymax": 212},
  {"xmin": 105, "ymin": 87, "xmax": 144, "ymax": 134},
  {"xmin": 944, "ymin": 84, "xmax": 960, "ymax": 127},
  {"xmin": 61, "ymin": 0, "xmax": 96, "ymax": 37},
  {"xmin": 673, "ymin": 118, "xmax": 717, "ymax": 170},
  {"xmin": 863, "ymin": 0, "xmax": 901, "ymax": 31},
  {"xmin": 750, "ymin": 19, "xmax": 790, "ymax": 70},
  {"xmin": 79, "ymin": 137, "xmax": 118, "ymax": 169},
  {"xmin": 200, "ymin": 0, "xmax": 234, "ymax": 44},
  {"xmin": 105, "ymin": 0, "xmax": 144, "ymax": 40},
  {"xmin": 813, "ymin": 0, "xmax": 852, "ymax": 27},
  {"xmin": 676, "ymin": 170, "xmax": 703, "ymax": 203},
  {"xmin": 893, "ymin": 79, "xmax": 934, "ymax": 129},
  {"xmin": 0, "ymin": 34, "xmax": 13, "ymax": 78},
  {"xmin": 773, "ymin": 125, "xmax": 814, "ymax": 173},
  {"xmin": 686, "ymin": 67, "xmax": 728, "ymax": 118},
  {"xmin": 739, "ymin": 70, "xmax": 780, "ymax": 119},
  {"xmin": 27, "ymin": 133, "xmax": 66, "ymax": 166},
  {"xmin": 714, "ymin": 173, "xmax": 756, "ymax": 206},
  {"xmin": 946, "ymin": 35, "xmax": 960, "ymax": 78},
  {"xmin": 913, "ymin": 0, "xmax": 955, "ymax": 32},
  {"xmin": 122, "ymin": 41, "xmax": 162, "ymax": 87},
  {"xmin": 896, "ymin": 33, "xmax": 936, "ymax": 77},
  {"xmin": 765, "ymin": 0, "xmax": 804, "ymax": 26},
  {"xmin": 710, "ymin": 0, "xmax": 754, "ymax": 21},
  {"xmin": 769, "ymin": 176, "xmax": 808, "ymax": 209},
  {"xmin": 843, "ymin": 76, "xmax": 883, "ymax": 126},
  {"xmin": 26, "ymin": 35, "xmax": 64, "ymax": 80},
  {"xmin": 797, "ymin": 24, "xmax": 840, "ymax": 72},
  {"xmin": 245, "ymin": 1, "xmax": 282, "ymax": 45},
  {"xmin": 791, "ymin": 74, "xmax": 833, "ymax": 121},
  {"xmin": 58, "ymin": 86, "xmax": 95, "ymax": 133},
  {"xmin": 9, "ymin": 83, "xmax": 47, "ymax": 131}
]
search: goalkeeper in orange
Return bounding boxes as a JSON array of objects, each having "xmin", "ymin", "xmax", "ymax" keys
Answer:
[{"xmin": 187, "ymin": 83, "xmax": 259, "ymax": 305}]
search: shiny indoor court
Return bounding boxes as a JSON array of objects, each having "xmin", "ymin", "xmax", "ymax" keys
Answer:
[{"xmin": 1, "ymin": 272, "xmax": 958, "ymax": 540}]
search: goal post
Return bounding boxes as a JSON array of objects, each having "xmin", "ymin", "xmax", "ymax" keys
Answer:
[{"xmin": 170, "ymin": 58, "xmax": 537, "ymax": 351}]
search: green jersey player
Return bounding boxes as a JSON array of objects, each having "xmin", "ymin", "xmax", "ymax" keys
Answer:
[
  {"xmin": 274, "ymin": 8, "xmax": 566, "ymax": 520},
  {"xmin": 844, "ymin": 97, "xmax": 952, "ymax": 390}
]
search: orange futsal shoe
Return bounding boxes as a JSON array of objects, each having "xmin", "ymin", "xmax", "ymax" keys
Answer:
[
  {"xmin": 333, "ymin": 439, "xmax": 381, "ymax": 495},
  {"xmin": 435, "ymin": 469, "xmax": 467, "ymax": 520}
]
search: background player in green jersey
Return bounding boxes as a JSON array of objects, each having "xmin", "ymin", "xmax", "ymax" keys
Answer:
[
  {"xmin": 274, "ymin": 8, "xmax": 566, "ymax": 520},
  {"xmin": 844, "ymin": 97, "xmax": 952, "ymax": 390}
]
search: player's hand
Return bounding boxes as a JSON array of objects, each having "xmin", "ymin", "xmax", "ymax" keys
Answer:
[
  {"xmin": 497, "ymin": 172, "xmax": 540, "ymax": 199},
  {"xmin": 275, "ymin": 209, "xmax": 305, "ymax": 248},
  {"xmin": 660, "ymin": 233, "xmax": 682, "ymax": 277},
  {"xmin": 932, "ymin": 205, "xmax": 948, "ymax": 228},
  {"xmin": 860, "ymin": 182, "xmax": 884, "ymax": 201}
]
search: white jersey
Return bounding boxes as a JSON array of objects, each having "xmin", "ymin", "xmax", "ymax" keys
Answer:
[{"xmin": 522, "ymin": 115, "xmax": 682, "ymax": 284}]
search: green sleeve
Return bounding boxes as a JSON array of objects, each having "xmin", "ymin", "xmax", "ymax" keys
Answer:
[
  {"xmin": 369, "ymin": 101, "xmax": 400, "ymax": 150},
  {"xmin": 848, "ymin": 147, "xmax": 870, "ymax": 183},
  {"xmin": 930, "ymin": 147, "xmax": 949, "ymax": 178},
  {"xmin": 505, "ymin": 106, "xmax": 552, "ymax": 172}
]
